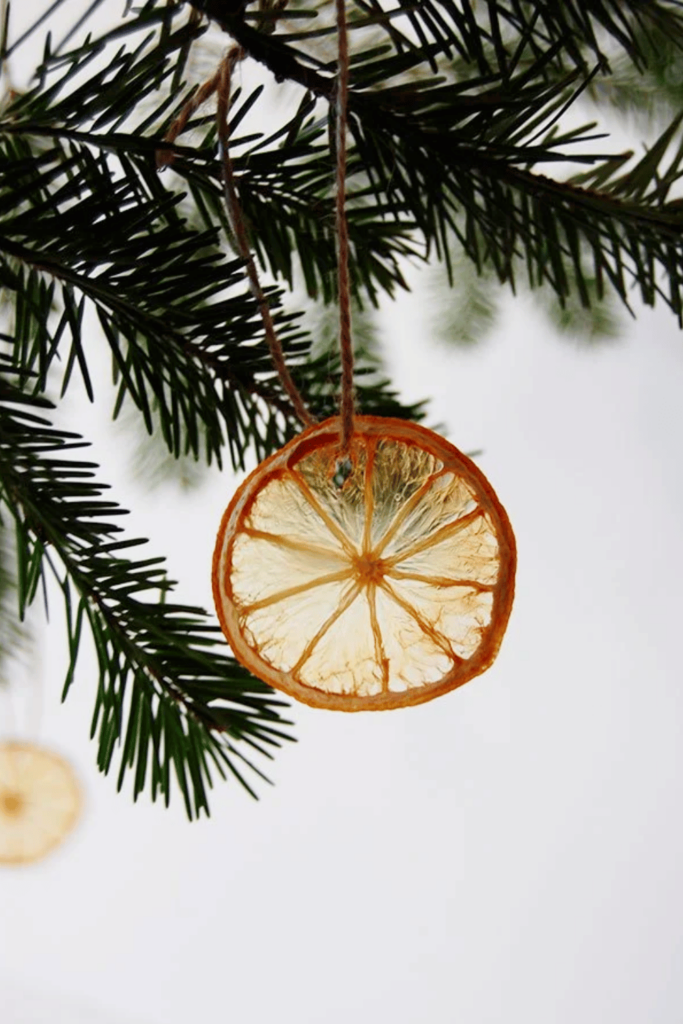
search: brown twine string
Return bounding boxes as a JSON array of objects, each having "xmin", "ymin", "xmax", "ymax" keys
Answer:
[
  {"xmin": 156, "ymin": 68, "xmax": 223, "ymax": 170},
  {"xmin": 216, "ymin": 49, "xmax": 315, "ymax": 428},
  {"xmin": 335, "ymin": 0, "xmax": 355, "ymax": 451}
]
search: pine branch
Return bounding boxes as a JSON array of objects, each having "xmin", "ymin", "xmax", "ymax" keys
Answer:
[
  {"xmin": 190, "ymin": 1, "xmax": 683, "ymax": 78},
  {"xmin": 1, "ymin": 1, "xmax": 424, "ymax": 468},
  {"xmin": 482, "ymin": 1, "xmax": 683, "ymax": 74},
  {"xmin": 169, "ymin": 3, "xmax": 683, "ymax": 317},
  {"xmin": 0, "ymin": 131, "xmax": 292, "ymax": 466},
  {"xmin": 0, "ymin": 361, "xmax": 294, "ymax": 816},
  {"xmin": 0, "ymin": 123, "xmax": 418, "ymax": 459}
]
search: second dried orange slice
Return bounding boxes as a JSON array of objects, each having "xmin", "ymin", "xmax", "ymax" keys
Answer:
[
  {"xmin": 0, "ymin": 742, "xmax": 81, "ymax": 864},
  {"xmin": 212, "ymin": 416, "xmax": 515, "ymax": 711}
]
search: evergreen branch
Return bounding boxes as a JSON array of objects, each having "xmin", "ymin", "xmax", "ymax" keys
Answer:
[
  {"xmin": 0, "ymin": 123, "xmax": 422, "ymax": 466},
  {"xmin": 0, "ymin": 129, "xmax": 316, "ymax": 461},
  {"xmin": 586, "ymin": 26, "xmax": 683, "ymax": 121},
  {"xmin": 455, "ymin": 159, "xmax": 683, "ymax": 315},
  {"xmin": 189, "ymin": 0, "xmax": 683, "ymax": 80},
  {"xmin": 0, "ymin": 364, "xmax": 294, "ymax": 816},
  {"xmin": 483, "ymin": 1, "xmax": 683, "ymax": 74},
  {"xmin": 172, "ymin": 6, "xmax": 683, "ymax": 313},
  {"xmin": 6, "ymin": 2, "xmax": 683, "ymax": 379}
]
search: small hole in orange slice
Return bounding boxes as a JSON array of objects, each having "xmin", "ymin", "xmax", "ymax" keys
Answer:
[{"xmin": 212, "ymin": 416, "xmax": 516, "ymax": 711}]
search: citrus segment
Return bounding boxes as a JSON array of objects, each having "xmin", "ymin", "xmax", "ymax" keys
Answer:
[
  {"xmin": 373, "ymin": 583, "xmax": 455, "ymax": 691},
  {"xmin": 297, "ymin": 445, "xmax": 370, "ymax": 549},
  {"xmin": 240, "ymin": 472, "xmax": 350, "ymax": 554},
  {"xmin": 382, "ymin": 574, "xmax": 493, "ymax": 660},
  {"xmin": 231, "ymin": 529, "xmax": 348, "ymax": 610},
  {"xmin": 0, "ymin": 742, "xmax": 81, "ymax": 864},
  {"xmin": 240, "ymin": 578, "xmax": 354, "ymax": 675},
  {"xmin": 391, "ymin": 506, "xmax": 501, "ymax": 587},
  {"xmin": 213, "ymin": 416, "xmax": 516, "ymax": 711}
]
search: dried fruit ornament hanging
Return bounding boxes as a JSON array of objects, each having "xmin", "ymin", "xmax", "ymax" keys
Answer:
[
  {"xmin": 211, "ymin": 1, "xmax": 516, "ymax": 710},
  {"xmin": 0, "ymin": 630, "xmax": 81, "ymax": 865},
  {"xmin": 0, "ymin": 742, "xmax": 81, "ymax": 865}
]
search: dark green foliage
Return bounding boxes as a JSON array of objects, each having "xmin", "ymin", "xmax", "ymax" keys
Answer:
[
  {"xmin": 1, "ymin": 0, "xmax": 683, "ymax": 813},
  {"xmin": 0, "ymin": 360, "xmax": 292, "ymax": 814}
]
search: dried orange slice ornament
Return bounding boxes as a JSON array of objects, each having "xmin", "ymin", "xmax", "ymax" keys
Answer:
[
  {"xmin": 213, "ymin": 416, "xmax": 515, "ymax": 711},
  {"xmin": 0, "ymin": 742, "xmax": 81, "ymax": 864}
]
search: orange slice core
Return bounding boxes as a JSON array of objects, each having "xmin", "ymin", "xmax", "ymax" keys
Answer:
[
  {"xmin": 212, "ymin": 416, "xmax": 516, "ymax": 711},
  {"xmin": 1, "ymin": 791, "xmax": 23, "ymax": 816}
]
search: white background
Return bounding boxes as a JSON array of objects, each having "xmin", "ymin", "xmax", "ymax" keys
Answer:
[
  {"xmin": 2, "ymin": 289, "xmax": 682, "ymax": 1024},
  {"xmin": 2, "ymin": 5, "xmax": 683, "ymax": 1023}
]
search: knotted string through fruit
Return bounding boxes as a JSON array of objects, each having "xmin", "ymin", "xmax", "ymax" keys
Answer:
[{"xmin": 216, "ymin": 47, "xmax": 315, "ymax": 429}]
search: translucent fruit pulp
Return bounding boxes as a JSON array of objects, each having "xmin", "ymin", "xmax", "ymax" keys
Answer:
[{"xmin": 213, "ymin": 417, "xmax": 516, "ymax": 711}]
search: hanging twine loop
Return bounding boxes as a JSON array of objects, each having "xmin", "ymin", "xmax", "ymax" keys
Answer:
[
  {"xmin": 210, "ymin": 4, "xmax": 355, "ymax": 442},
  {"xmin": 335, "ymin": 0, "xmax": 355, "ymax": 452},
  {"xmin": 156, "ymin": 67, "xmax": 222, "ymax": 170},
  {"xmin": 216, "ymin": 48, "xmax": 315, "ymax": 429}
]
